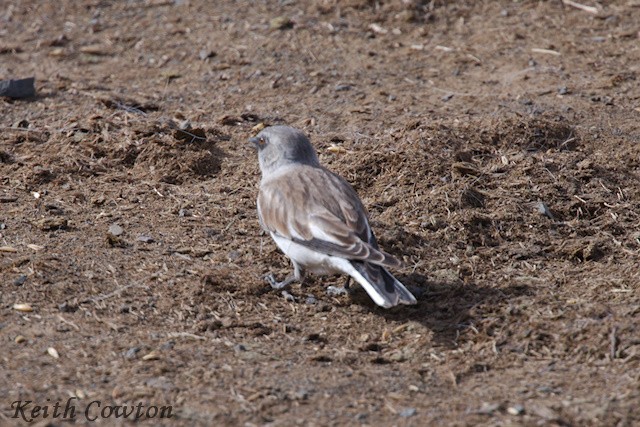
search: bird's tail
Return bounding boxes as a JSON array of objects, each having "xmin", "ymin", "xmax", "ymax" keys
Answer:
[{"xmin": 348, "ymin": 261, "xmax": 417, "ymax": 308}]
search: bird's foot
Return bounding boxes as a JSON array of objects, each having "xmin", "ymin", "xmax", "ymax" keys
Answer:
[
  {"xmin": 264, "ymin": 273, "xmax": 296, "ymax": 290},
  {"xmin": 326, "ymin": 285, "xmax": 350, "ymax": 296}
]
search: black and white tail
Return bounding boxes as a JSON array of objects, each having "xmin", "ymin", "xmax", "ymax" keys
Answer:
[{"xmin": 348, "ymin": 260, "xmax": 417, "ymax": 308}]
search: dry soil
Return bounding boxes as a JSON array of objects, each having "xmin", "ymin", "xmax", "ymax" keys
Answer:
[{"xmin": 1, "ymin": 1, "xmax": 640, "ymax": 426}]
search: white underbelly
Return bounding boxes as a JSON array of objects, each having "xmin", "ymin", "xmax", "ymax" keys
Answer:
[{"xmin": 271, "ymin": 233, "xmax": 345, "ymax": 275}]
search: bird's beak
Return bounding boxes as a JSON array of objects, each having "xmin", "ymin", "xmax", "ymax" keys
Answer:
[{"xmin": 249, "ymin": 136, "xmax": 267, "ymax": 150}]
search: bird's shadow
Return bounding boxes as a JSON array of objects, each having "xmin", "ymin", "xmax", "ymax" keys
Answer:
[
  {"xmin": 354, "ymin": 272, "xmax": 531, "ymax": 350},
  {"xmin": 259, "ymin": 259, "xmax": 531, "ymax": 350}
]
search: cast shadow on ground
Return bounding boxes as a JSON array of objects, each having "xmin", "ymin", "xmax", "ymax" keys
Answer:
[{"xmin": 357, "ymin": 273, "xmax": 532, "ymax": 350}]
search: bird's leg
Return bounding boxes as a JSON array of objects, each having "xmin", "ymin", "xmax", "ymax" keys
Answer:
[{"xmin": 265, "ymin": 262, "xmax": 305, "ymax": 290}]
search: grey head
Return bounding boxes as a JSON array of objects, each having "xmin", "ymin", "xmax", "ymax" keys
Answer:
[{"xmin": 249, "ymin": 126, "xmax": 320, "ymax": 175}]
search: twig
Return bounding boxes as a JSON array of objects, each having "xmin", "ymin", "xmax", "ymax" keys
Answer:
[
  {"xmin": 167, "ymin": 332, "xmax": 207, "ymax": 340},
  {"xmin": 562, "ymin": 0, "xmax": 599, "ymax": 14},
  {"xmin": 57, "ymin": 314, "xmax": 81, "ymax": 331},
  {"xmin": 91, "ymin": 310, "xmax": 121, "ymax": 332},
  {"xmin": 176, "ymin": 128, "xmax": 207, "ymax": 143},
  {"xmin": 531, "ymin": 48, "xmax": 561, "ymax": 56},
  {"xmin": 152, "ymin": 187, "xmax": 164, "ymax": 197},
  {"xmin": 427, "ymin": 82, "xmax": 475, "ymax": 97},
  {"xmin": 610, "ymin": 326, "xmax": 617, "ymax": 360},
  {"xmin": 111, "ymin": 101, "xmax": 147, "ymax": 115},
  {"xmin": 573, "ymin": 195, "xmax": 588, "ymax": 204},
  {"xmin": 598, "ymin": 179, "xmax": 612, "ymax": 193},
  {"xmin": 0, "ymin": 126, "xmax": 46, "ymax": 133},
  {"xmin": 82, "ymin": 280, "xmax": 140, "ymax": 304}
]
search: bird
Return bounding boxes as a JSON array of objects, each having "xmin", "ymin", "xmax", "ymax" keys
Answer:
[{"xmin": 249, "ymin": 125, "xmax": 417, "ymax": 308}]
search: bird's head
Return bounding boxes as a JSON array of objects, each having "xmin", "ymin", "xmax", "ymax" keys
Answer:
[{"xmin": 249, "ymin": 125, "xmax": 320, "ymax": 175}]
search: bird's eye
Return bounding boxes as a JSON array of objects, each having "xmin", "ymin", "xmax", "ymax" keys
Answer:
[{"xmin": 249, "ymin": 135, "xmax": 267, "ymax": 148}]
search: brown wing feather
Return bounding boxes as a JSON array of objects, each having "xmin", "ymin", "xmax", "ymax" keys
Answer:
[{"xmin": 258, "ymin": 165, "xmax": 401, "ymax": 268}]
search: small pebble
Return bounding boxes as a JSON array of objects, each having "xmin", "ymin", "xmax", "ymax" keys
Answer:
[
  {"xmin": 507, "ymin": 404, "xmax": 525, "ymax": 415},
  {"xmin": 142, "ymin": 351, "xmax": 160, "ymax": 361},
  {"xmin": 399, "ymin": 408, "xmax": 416, "ymax": 418},
  {"xmin": 15, "ymin": 335, "xmax": 26, "ymax": 344},
  {"xmin": 13, "ymin": 303, "xmax": 33, "ymax": 312},
  {"xmin": 478, "ymin": 402, "xmax": 500, "ymax": 414},
  {"xmin": 291, "ymin": 389, "xmax": 309, "ymax": 401},
  {"xmin": 137, "ymin": 235, "xmax": 154, "ymax": 243},
  {"xmin": 160, "ymin": 341, "xmax": 175, "ymax": 350},
  {"xmin": 270, "ymin": 16, "xmax": 293, "ymax": 30},
  {"xmin": 334, "ymin": 84, "xmax": 352, "ymax": 91},
  {"xmin": 388, "ymin": 350, "xmax": 407, "ymax": 362},
  {"xmin": 145, "ymin": 376, "xmax": 175, "ymax": 391},
  {"xmin": 58, "ymin": 302, "xmax": 78, "ymax": 313},
  {"xmin": 282, "ymin": 290, "xmax": 296, "ymax": 302},
  {"xmin": 252, "ymin": 122, "xmax": 266, "ymax": 133},
  {"xmin": 14, "ymin": 275, "xmax": 27, "ymax": 286},
  {"xmin": 108, "ymin": 223, "xmax": 123, "ymax": 236},
  {"xmin": 326, "ymin": 286, "xmax": 348, "ymax": 296},
  {"xmin": 1, "ymin": 77, "xmax": 35, "ymax": 99},
  {"xmin": 534, "ymin": 201, "xmax": 555, "ymax": 220},
  {"xmin": 36, "ymin": 217, "xmax": 68, "ymax": 231},
  {"xmin": 124, "ymin": 347, "xmax": 140, "ymax": 359},
  {"xmin": 47, "ymin": 347, "xmax": 60, "ymax": 359},
  {"xmin": 199, "ymin": 49, "xmax": 216, "ymax": 60},
  {"xmin": 305, "ymin": 295, "xmax": 317, "ymax": 305}
]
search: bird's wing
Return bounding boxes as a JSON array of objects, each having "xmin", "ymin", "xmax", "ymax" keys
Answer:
[{"xmin": 258, "ymin": 165, "xmax": 401, "ymax": 268}]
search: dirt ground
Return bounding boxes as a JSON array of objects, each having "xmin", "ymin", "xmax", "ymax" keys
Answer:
[{"xmin": 2, "ymin": 0, "xmax": 640, "ymax": 425}]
